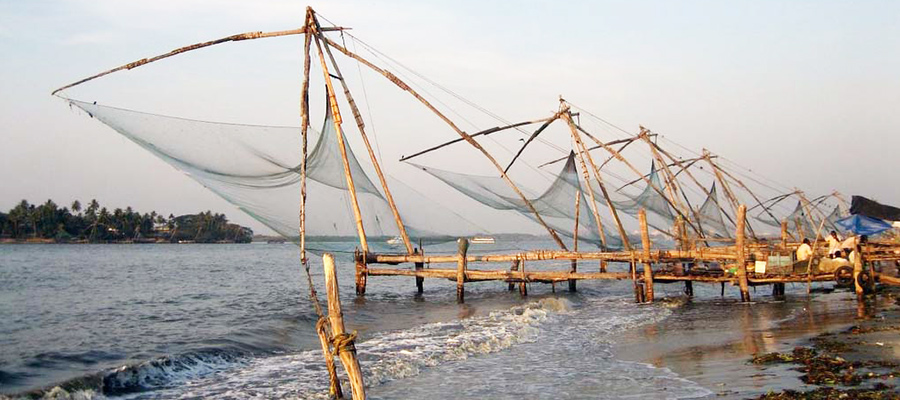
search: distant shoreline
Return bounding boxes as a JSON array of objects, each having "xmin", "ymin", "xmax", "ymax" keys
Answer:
[{"xmin": 0, "ymin": 238, "xmax": 253, "ymax": 245}]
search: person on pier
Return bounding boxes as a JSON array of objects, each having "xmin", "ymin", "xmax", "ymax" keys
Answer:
[
  {"xmin": 796, "ymin": 238, "xmax": 813, "ymax": 262},
  {"xmin": 826, "ymin": 231, "xmax": 842, "ymax": 258},
  {"xmin": 841, "ymin": 234, "xmax": 867, "ymax": 256}
]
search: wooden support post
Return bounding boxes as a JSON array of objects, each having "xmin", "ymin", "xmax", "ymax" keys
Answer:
[
  {"xmin": 355, "ymin": 250, "xmax": 367, "ymax": 296},
  {"xmin": 314, "ymin": 15, "xmax": 414, "ymax": 254},
  {"xmin": 570, "ymin": 193, "xmax": 580, "ymax": 292},
  {"xmin": 736, "ymin": 205, "xmax": 751, "ymax": 302},
  {"xmin": 414, "ymin": 248, "xmax": 424, "ymax": 294},
  {"xmin": 312, "ymin": 31, "xmax": 369, "ymax": 253},
  {"xmin": 780, "ymin": 220, "xmax": 788, "ymax": 249},
  {"xmin": 509, "ymin": 259, "xmax": 519, "ymax": 291},
  {"xmin": 323, "ymin": 37, "xmax": 567, "ymax": 250},
  {"xmin": 315, "ymin": 319, "xmax": 343, "ymax": 399},
  {"xmin": 519, "ymin": 259, "xmax": 528, "ymax": 296},
  {"xmin": 772, "ymin": 283, "xmax": 785, "ymax": 297},
  {"xmin": 457, "ymin": 238, "xmax": 469, "ymax": 303},
  {"xmin": 639, "ymin": 209, "xmax": 654, "ymax": 303},
  {"xmin": 721, "ymin": 282, "xmax": 726, "ymax": 297},
  {"xmin": 563, "ymin": 111, "xmax": 631, "ymax": 251},
  {"xmin": 853, "ymin": 246, "xmax": 864, "ymax": 302},
  {"xmin": 322, "ymin": 253, "xmax": 366, "ymax": 400},
  {"xmin": 684, "ymin": 281, "xmax": 694, "ymax": 297}
]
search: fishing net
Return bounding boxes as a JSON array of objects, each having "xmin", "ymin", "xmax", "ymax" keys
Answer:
[
  {"xmin": 67, "ymin": 98, "xmax": 477, "ymax": 250},
  {"xmin": 695, "ymin": 183, "xmax": 731, "ymax": 238},
  {"xmin": 412, "ymin": 152, "xmax": 624, "ymax": 250}
]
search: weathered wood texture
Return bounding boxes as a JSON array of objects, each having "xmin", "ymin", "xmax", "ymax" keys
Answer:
[{"xmin": 323, "ymin": 253, "xmax": 366, "ymax": 400}]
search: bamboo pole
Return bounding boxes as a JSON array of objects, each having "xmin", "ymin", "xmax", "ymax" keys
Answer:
[
  {"xmin": 780, "ymin": 220, "xmax": 788, "ymax": 249},
  {"xmin": 312, "ymin": 32, "xmax": 369, "ymax": 252},
  {"xmin": 574, "ymin": 123, "xmax": 701, "ymax": 237},
  {"xmin": 299, "ymin": 14, "xmax": 312, "ymax": 266},
  {"xmin": 736, "ymin": 205, "xmax": 750, "ymax": 302},
  {"xmin": 51, "ymin": 27, "xmax": 359, "ymax": 95},
  {"xmin": 322, "ymin": 253, "xmax": 366, "ymax": 400},
  {"xmin": 369, "ymin": 248, "xmax": 740, "ymax": 264},
  {"xmin": 315, "ymin": 319, "xmax": 344, "ymax": 398},
  {"xmin": 538, "ymin": 137, "xmax": 642, "ymax": 168},
  {"xmin": 313, "ymin": 14, "xmax": 413, "ymax": 254},
  {"xmin": 508, "ymin": 259, "xmax": 519, "ymax": 291},
  {"xmin": 708, "ymin": 157, "xmax": 782, "ymax": 232},
  {"xmin": 853, "ymin": 245, "xmax": 864, "ymax": 302},
  {"xmin": 805, "ymin": 214, "xmax": 828, "ymax": 294},
  {"xmin": 355, "ymin": 250, "xmax": 367, "ymax": 296},
  {"xmin": 571, "ymin": 192, "xmax": 580, "ymax": 291},
  {"xmin": 322, "ymin": 37, "xmax": 568, "ymax": 250},
  {"xmin": 457, "ymin": 238, "xmax": 469, "ymax": 303},
  {"xmin": 300, "ymin": 20, "xmax": 342, "ymax": 399},
  {"xmin": 639, "ymin": 209, "xmax": 654, "ymax": 303},
  {"xmin": 562, "ymin": 110, "xmax": 631, "ymax": 251},
  {"xmin": 505, "ymin": 114, "xmax": 561, "ymax": 173},
  {"xmin": 415, "ymin": 248, "xmax": 424, "ymax": 294},
  {"xmin": 520, "ymin": 259, "xmax": 528, "ymax": 296},
  {"xmin": 638, "ymin": 129, "xmax": 688, "ymax": 219},
  {"xmin": 703, "ymin": 151, "xmax": 756, "ymax": 239},
  {"xmin": 401, "ymin": 118, "xmax": 552, "ymax": 162},
  {"xmin": 572, "ymin": 149, "xmax": 609, "ymax": 252},
  {"xmin": 648, "ymin": 142, "xmax": 738, "ymax": 233}
]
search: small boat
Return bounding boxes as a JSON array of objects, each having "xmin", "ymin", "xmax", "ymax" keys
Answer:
[
  {"xmin": 386, "ymin": 236, "xmax": 403, "ymax": 246},
  {"xmin": 470, "ymin": 237, "xmax": 495, "ymax": 244}
]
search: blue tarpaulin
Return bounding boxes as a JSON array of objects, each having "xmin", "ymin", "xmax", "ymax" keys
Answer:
[{"xmin": 835, "ymin": 214, "xmax": 893, "ymax": 236}]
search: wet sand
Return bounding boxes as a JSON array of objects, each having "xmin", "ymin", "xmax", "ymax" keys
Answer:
[{"xmin": 615, "ymin": 284, "xmax": 900, "ymax": 399}]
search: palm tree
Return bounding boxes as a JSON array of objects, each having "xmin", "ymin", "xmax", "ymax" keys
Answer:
[{"xmin": 71, "ymin": 200, "xmax": 82, "ymax": 216}]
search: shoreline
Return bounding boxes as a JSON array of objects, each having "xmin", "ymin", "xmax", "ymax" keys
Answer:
[{"xmin": 614, "ymin": 285, "xmax": 900, "ymax": 398}]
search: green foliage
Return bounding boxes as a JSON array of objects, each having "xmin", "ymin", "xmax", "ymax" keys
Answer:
[{"xmin": 0, "ymin": 199, "xmax": 252, "ymax": 243}]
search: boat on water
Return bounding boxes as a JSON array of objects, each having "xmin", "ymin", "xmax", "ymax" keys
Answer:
[
  {"xmin": 470, "ymin": 236, "xmax": 495, "ymax": 244},
  {"xmin": 386, "ymin": 236, "xmax": 404, "ymax": 246}
]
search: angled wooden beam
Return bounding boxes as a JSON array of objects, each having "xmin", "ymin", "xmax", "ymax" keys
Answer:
[
  {"xmin": 322, "ymin": 36, "xmax": 568, "ymax": 249},
  {"xmin": 313, "ymin": 12, "xmax": 413, "ymax": 254},
  {"xmin": 504, "ymin": 114, "xmax": 561, "ymax": 173},
  {"xmin": 52, "ymin": 26, "xmax": 347, "ymax": 95},
  {"xmin": 537, "ymin": 136, "xmax": 643, "ymax": 168},
  {"xmin": 312, "ymin": 24, "xmax": 369, "ymax": 252},
  {"xmin": 400, "ymin": 117, "xmax": 552, "ymax": 162}
]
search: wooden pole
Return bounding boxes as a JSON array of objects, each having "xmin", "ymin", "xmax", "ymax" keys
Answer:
[
  {"xmin": 415, "ymin": 248, "xmax": 424, "ymax": 294},
  {"xmin": 573, "ymin": 123, "xmax": 701, "ymax": 237},
  {"xmin": 355, "ymin": 250, "xmax": 367, "ymax": 296},
  {"xmin": 312, "ymin": 32, "xmax": 369, "ymax": 252},
  {"xmin": 50, "ymin": 27, "xmax": 357, "ymax": 95},
  {"xmin": 322, "ymin": 37, "xmax": 568, "ymax": 250},
  {"xmin": 736, "ymin": 205, "xmax": 751, "ymax": 302},
  {"xmin": 573, "ymin": 148, "xmax": 610, "ymax": 252},
  {"xmin": 457, "ymin": 238, "xmax": 469, "ymax": 303},
  {"xmin": 509, "ymin": 259, "xmax": 519, "ymax": 291},
  {"xmin": 299, "ymin": 14, "xmax": 312, "ymax": 265},
  {"xmin": 780, "ymin": 220, "xmax": 789, "ymax": 249},
  {"xmin": 519, "ymin": 259, "xmax": 528, "ymax": 296},
  {"xmin": 647, "ymin": 142, "xmax": 737, "ymax": 230},
  {"xmin": 704, "ymin": 151, "xmax": 756, "ymax": 239},
  {"xmin": 853, "ymin": 245, "xmax": 864, "ymax": 302},
  {"xmin": 401, "ymin": 118, "xmax": 553, "ymax": 162},
  {"xmin": 639, "ymin": 209, "xmax": 654, "ymax": 303},
  {"xmin": 314, "ymin": 15, "xmax": 414, "ymax": 254},
  {"xmin": 570, "ymin": 193, "xmax": 580, "ymax": 292},
  {"xmin": 562, "ymin": 110, "xmax": 632, "ymax": 251},
  {"xmin": 322, "ymin": 253, "xmax": 366, "ymax": 400},
  {"xmin": 314, "ymin": 318, "xmax": 344, "ymax": 398},
  {"xmin": 300, "ymin": 19, "xmax": 342, "ymax": 399}
]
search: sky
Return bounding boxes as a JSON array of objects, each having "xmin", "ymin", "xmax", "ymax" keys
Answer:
[{"xmin": 1, "ymin": 0, "xmax": 898, "ymax": 235}]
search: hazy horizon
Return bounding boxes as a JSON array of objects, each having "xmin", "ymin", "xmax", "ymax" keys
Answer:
[{"xmin": 2, "ymin": 1, "xmax": 898, "ymax": 235}]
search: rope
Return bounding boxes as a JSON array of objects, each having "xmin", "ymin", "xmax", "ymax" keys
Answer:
[{"xmin": 331, "ymin": 331, "xmax": 358, "ymax": 356}]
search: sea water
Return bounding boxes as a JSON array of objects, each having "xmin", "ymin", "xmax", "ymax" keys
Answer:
[{"xmin": 0, "ymin": 242, "xmax": 712, "ymax": 399}]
